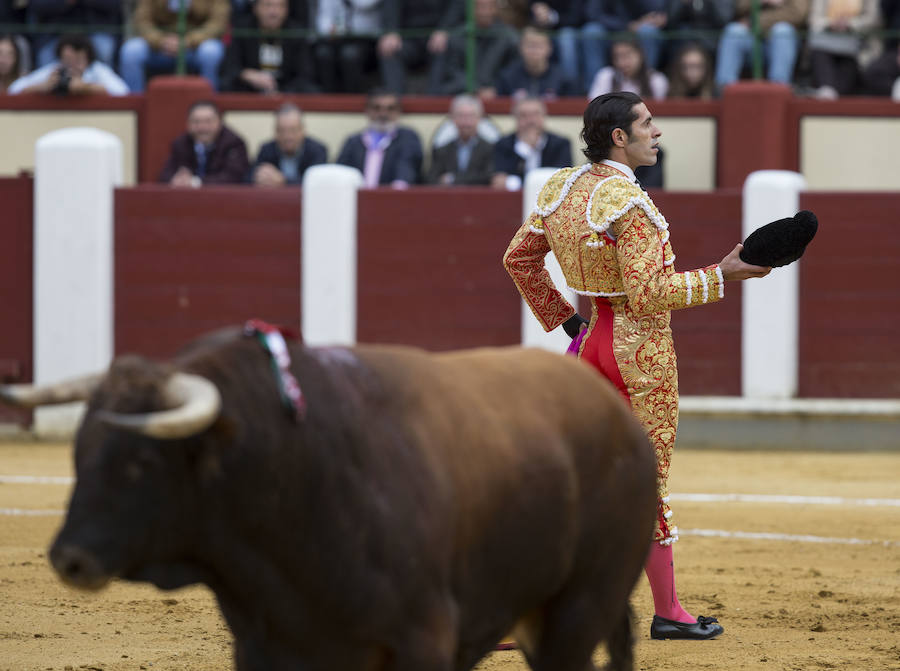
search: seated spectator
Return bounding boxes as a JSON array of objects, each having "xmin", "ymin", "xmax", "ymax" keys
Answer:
[
  {"xmin": 313, "ymin": 0, "xmax": 383, "ymax": 93},
  {"xmin": 808, "ymin": 0, "xmax": 879, "ymax": 98},
  {"xmin": 714, "ymin": 0, "xmax": 809, "ymax": 90},
  {"xmin": 159, "ymin": 100, "xmax": 249, "ymax": 187},
  {"xmin": 0, "ymin": 35, "xmax": 27, "ymax": 94},
  {"xmin": 577, "ymin": 0, "xmax": 668, "ymax": 82},
  {"xmin": 252, "ymin": 104, "xmax": 328, "ymax": 186},
  {"xmin": 0, "ymin": 1, "xmax": 34, "ymax": 76},
  {"xmin": 427, "ymin": 95, "xmax": 495, "ymax": 185},
  {"xmin": 377, "ymin": 0, "xmax": 465, "ymax": 94},
  {"xmin": 588, "ymin": 38, "xmax": 668, "ymax": 100},
  {"xmin": 528, "ymin": 1, "xmax": 590, "ymax": 94},
  {"xmin": 497, "ymin": 0, "xmax": 530, "ymax": 27},
  {"xmin": 434, "ymin": 0, "xmax": 518, "ymax": 98},
  {"xmin": 495, "ymin": 25, "xmax": 577, "ymax": 99},
  {"xmin": 666, "ymin": 42, "xmax": 716, "ymax": 98},
  {"xmin": 336, "ymin": 88, "xmax": 424, "ymax": 188},
  {"xmin": 120, "ymin": 0, "xmax": 229, "ymax": 93},
  {"xmin": 8, "ymin": 34, "xmax": 128, "ymax": 96},
  {"xmin": 28, "ymin": 0, "xmax": 121, "ymax": 68},
  {"xmin": 864, "ymin": 0, "xmax": 900, "ymax": 96},
  {"xmin": 220, "ymin": 0, "xmax": 317, "ymax": 93},
  {"xmin": 664, "ymin": 0, "xmax": 734, "ymax": 66},
  {"xmin": 491, "ymin": 95, "xmax": 572, "ymax": 190}
]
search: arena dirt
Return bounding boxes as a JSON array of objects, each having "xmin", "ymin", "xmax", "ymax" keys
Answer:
[{"xmin": 1, "ymin": 443, "xmax": 898, "ymax": 671}]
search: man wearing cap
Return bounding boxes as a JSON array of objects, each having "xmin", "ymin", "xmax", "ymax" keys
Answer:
[{"xmin": 503, "ymin": 91, "xmax": 771, "ymax": 641}]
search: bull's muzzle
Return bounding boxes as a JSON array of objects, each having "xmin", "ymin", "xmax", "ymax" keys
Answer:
[{"xmin": 49, "ymin": 542, "xmax": 111, "ymax": 591}]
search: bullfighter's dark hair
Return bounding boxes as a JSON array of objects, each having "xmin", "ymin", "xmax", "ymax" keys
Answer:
[
  {"xmin": 55, "ymin": 33, "xmax": 95, "ymax": 64},
  {"xmin": 188, "ymin": 99, "xmax": 221, "ymax": 117},
  {"xmin": 581, "ymin": 91, "xmax": 643, "ymax": 163}
]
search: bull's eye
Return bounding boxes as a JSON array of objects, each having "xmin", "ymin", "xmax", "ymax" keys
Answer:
[{"xmin": 125, "ymin": 462, "xmax": 143, "ymax": 482}]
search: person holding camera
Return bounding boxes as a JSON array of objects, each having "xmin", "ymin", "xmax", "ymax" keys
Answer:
[{"xmin": 7, "ymin": 34, "xmax": 128, "ymax": 96}]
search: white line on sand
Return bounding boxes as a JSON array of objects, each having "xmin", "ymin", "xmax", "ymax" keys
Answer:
[
  {"xmin": 682, "ymin": 528, "xmax": 900, "ymax": 548},
  {"xmin": 671, "ymin": 493, "xmax": 900, "ymax": 507},
  {"xmin": 0, "ymin": 475, "xmax": 73, "ymax": 485},
  {"xmin": 0, "ymin": 507, "xmax": 64, "ymax": 516}
]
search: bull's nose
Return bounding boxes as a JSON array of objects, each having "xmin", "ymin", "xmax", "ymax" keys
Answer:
[{"xmin": 49, "ymin": 543, "xmax": 110, "ymax": 591}]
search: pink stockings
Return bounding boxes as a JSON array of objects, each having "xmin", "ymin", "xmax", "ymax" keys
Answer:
[{"xmin": 644, "ymin": 542, "xmax": 695, "ymax": 623}]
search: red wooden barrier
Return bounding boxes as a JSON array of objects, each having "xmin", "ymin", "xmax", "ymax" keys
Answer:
[
  {"xmin": 0, "ymin": 176, "xmax": 34, "ymax": 423},
  {"xmin": 656, "ymin": 190, "xmax": 743, "ymax": 396},
  {"xmin": 114, "ymin": 185, "xmax": 302, "ymax": 359},
  {"xmin": 356, "ymin": 188, "xmax": 523, "ymax": 350},
  {"xmin": 798, "ymin": 193, "xmax": 900, "ymax": 398}
]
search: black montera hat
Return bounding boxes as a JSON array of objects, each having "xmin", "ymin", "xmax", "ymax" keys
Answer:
[{"xmin": 739, "ymin": 210, "xmax": 818, "ymax": 268}]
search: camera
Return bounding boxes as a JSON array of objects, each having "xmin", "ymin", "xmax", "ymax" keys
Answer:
[{"xmin": 52, "ymin": 67, "xmax": 71, "ymax": 95}]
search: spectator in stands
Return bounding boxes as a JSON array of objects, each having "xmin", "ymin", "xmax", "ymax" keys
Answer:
[
  {"xmin": 495, "ymin": 26, "xmax": 577, "ymax": 99},
  {"xmin": 28, "ymin": 0, "xmax": 121, "ymax": 68},
  {"xmin": 714, "ymin": 0, "xmax": 810, "ymax": 90},
  {"xmin": 434, "ymin": 0, "xmax": 518, "ymax": 98},
  {"xmin": 581, "ymin": 0, "xmax": 668, "ymax": 76},
  {"xmin": 252, "ymin": 103, "xmax": 328, "ymax": 186},
  {"xmin": 491, "ymin": 95, "xmax": 572, "ymax": 190},
  {"xmin": 863, "ymin": 0, "xmax": 900, "ymax": 96},
  {"xmin": 159, "ymin": 100, "xmax": 249, "ymax": 187},
  {"xmin": 588, "ymin": 38, "xmax": 669, "ymax": 100},
  {"xmin": 664, "ymin": 0, "xmax": 734, "ymax": 64},
  {"xmin": 497, "ymin": 0, "xmax": 531, "ymax": 27},
  {"xmin": 120, "ymin": 0, "xmax": 230, "ymax": 93},
  {"xmin": 0, "ymin": 1, "xmax": 34, "ymax": 77},
  {"xmin": 8, "ymin": 34, "xmax": 128, "ymax": 96},
  {"xmin": 427, "ymin": 95, "xmax": 495, "ymax": 185},
  {"xmin": 666, "ymin": 41, "xmax": 716, "ymax": 98},
  {"xmin": 313, "ymin": 0, "xmax": 383, "ymax": 93},
  {"xmin": 807, "ymin": 0, "xmax": 879, "ymax": 98},
  {"xmin": 527, "ymin": 1, "xmax": 590, "ymax": 94},
  {"xmin": 336, "ymin": 88, "xmax": 424, "ymax": 188},
  {"xmin": 0, "ymin": 36, "xmax": 26, "ymax": 94},
  {"xmin": 220, "ymin": 0, "xmax": 317, "ymax": 93},
  {"xmin": 377, "ymin": 0, "xmax": 465, "ymax": 94}
]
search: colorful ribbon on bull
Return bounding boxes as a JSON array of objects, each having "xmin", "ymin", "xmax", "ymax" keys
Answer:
[{"xmin": 243, "ymin": 319, "xmax": 307, "ymax": 421}]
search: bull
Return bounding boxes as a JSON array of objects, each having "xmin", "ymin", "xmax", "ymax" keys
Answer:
[{"xmin": 1, "ymin": 326, "xmax": 657, "ymax": 671}]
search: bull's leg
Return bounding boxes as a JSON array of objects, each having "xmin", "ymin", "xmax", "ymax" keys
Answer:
[
  {"xmin": 392, "ymin": 597, "xmax": 457, "ymax": 671},
  {"xmin": 526, "ymin": 594, "xmax": 622, "ymax": 671}
]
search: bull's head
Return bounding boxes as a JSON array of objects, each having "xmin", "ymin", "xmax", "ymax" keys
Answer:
[{"xmin": 1, "ymin": 359, "xmax": 222, "ymax": 591}]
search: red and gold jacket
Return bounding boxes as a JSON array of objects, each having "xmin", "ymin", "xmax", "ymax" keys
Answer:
[{"xmin": 503, "ymin": 162, "xmax": 725, "ymax": 331}]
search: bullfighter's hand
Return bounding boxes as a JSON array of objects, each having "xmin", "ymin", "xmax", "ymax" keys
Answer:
[{"xmin": 719, "ymin": 243, "xmax": 772, "ymax": 280}]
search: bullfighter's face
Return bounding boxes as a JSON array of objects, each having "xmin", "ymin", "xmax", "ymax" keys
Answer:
[{"xmin": 620, "ymin": 102, "xmax": 661, "ymax": 169}]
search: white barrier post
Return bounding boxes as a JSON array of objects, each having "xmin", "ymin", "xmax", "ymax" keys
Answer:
[
  {"xmin": 742, "ymin": 170, "xmax": 807, "ymax": 399},
  {"xmin": 520, "ymin": 168, "xmax": 578, "ymax": 351},
  {"xmin": 301, "ymin": 165, "xmax": 364, "ymax": 346},
  {"xmin": 34, "ymin": 127, "xmax": 122, "ymax": 437}
]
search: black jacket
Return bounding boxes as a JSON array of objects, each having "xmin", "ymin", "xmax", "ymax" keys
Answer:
[
  {"xmin": 427, "ymin": 137, "xmax": 495, "ymax": 185},
  {"xmin": 252, "ymin": 137, "xmax": 329, "ymax": 184},
  {"xmin": 219, "ymin": 15, "xmax": 318, "ymax": 93},
  {"xmin": 336, "ymin": 126, "xmax": 424, "ymax": 185},
  {"xmin": 493, "ymin": 132, "xmax": 573, "ymax": 180},
  {"xmin": 495, "ymin": 60, "xmax": 577, "ymax": 98}
]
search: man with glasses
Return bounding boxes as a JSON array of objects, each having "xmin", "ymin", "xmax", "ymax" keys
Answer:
[{"xmin": 336, "ymin": 88, "xmax": 424, "ymax": 188}]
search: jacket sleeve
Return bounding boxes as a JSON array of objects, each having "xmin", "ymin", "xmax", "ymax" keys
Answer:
[
  {"xmin": 134, "ymin": 0, "xmax": 166, "ymax": 48},
  {"xmin": 204, "ymin": 135, "xmax": 250, "ymax": 184},
  {"xmin": 503, "ymin": 212, "xmax": 576, "ymax": 332},
  {"xmin": 615, "ymin": 207, "xmax": 725, "ymax": 316},
  {"xmin": 184, "ymin": 0, "xmax": 230, "ymax": 47}
]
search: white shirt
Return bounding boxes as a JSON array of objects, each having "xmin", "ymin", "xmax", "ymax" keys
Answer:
[
  {"xmin": 8, "ymin": 61, "xmax": 130, "ymax": 96},
  {"xmin": 601, "ymin": 158, "xmax": 638, "ymax": 184},
  {"xmin": 587, "ymin": 67, "xmax": 668, "ymax": 101}
]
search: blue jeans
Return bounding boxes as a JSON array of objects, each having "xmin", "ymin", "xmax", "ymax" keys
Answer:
[
  {"xmin": 37, "ymin": 33, "xmax": 118, "ymax": 67},
  {"xmin": 119, "ymin": 36, "xmax": 225, "ymax": 92},
  {"xmin": 715, "ymin": 21, "xmax": 799, "ymax": 88},
  {"xmin": 557, "ymin": 23, "xmax": 663, "ymax": 95}
]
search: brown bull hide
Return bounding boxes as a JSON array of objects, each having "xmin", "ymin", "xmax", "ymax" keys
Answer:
[{"xmin": 34, "ymin": 328, "xmax": 657, "ymax": 671}]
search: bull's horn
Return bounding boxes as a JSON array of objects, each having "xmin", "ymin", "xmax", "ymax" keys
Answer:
[
  {"xmin": 0, "ymin": 373, "xmax": 103, "ymax": 407},
  {"xmin": 97, "ymin": 372, "xmax": 222, "ymax": 440}
]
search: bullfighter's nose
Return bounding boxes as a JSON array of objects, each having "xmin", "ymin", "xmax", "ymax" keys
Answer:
[{"xmin": 49, "ymin": 543, "xmax": 110, "ymax": 591}]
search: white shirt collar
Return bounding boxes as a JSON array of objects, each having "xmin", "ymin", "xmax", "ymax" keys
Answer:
[{"xmin": 601, "ymin": 158, "xmax": 637, "ymax": 184}]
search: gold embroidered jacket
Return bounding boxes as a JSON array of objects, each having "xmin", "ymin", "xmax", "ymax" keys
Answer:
[{"xmin": 503, "ymin": 164, "xmax": 725, "ymax": 330}]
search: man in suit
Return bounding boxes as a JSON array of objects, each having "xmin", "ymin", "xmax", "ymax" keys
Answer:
[
  {"xmin": 492, "ymin": 95, "xmax": 572, "ymax": 190},
  {"xmin": 219, "ymin": 0, "xmax": 318, "ymax": 93},
  {"xmin": 252, "ymin": 104, "xmax": 329, "ymax": 187},
  {"xmin": 336, "ymin": 89, "xmax": 424, "ymax": 188},
  {"xmin": 427, "ymin": 94, "xmax": 495, "ymax": 186},
  {"xmin": 159, "ymin": 100, "xmax": 250, "ymax": 187}
]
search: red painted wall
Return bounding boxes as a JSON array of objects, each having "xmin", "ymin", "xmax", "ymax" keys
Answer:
[
  {"xmin": 655, "ymin": 190, "xmax": 743, "ymax": 395},
  {"xmin": 0, "ymin": 176, "xmax": 34, "ymax": 423},
  {"xmin": 114, "ymin": 185, "xmax": 302, "ymax": 359},
  {"xmin": 798, "ymin": 193, "xmax": 900, "ymax": 398},
  {"xmin": 356, "ymin": 188, "xmax": 522, "ymax": 350}
]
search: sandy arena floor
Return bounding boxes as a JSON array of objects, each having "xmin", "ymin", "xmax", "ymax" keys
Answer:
[{"xmin": 1, "ymin": 442, "xmax": 898, "ymax": 671}]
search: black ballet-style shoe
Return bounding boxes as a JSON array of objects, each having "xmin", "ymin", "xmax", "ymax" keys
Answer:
[{"xmin": 650, "ymin": 614, "xmax": 724, "ymax": 640}]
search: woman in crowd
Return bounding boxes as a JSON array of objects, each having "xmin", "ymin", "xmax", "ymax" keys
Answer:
[
  {"xmin": 666, "ymin": 42, "xmax": 716, "ymax": 98},
  {"xmin": 588, "ymin": 38, "xmax": 668, "ymax": 100}
]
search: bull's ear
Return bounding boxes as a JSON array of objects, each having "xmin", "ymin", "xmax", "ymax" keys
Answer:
[
  {"xmin": 0, "ymin": 373, "xmax": 103, "ymax": 407},
  {"xmin": 96, "ymin": 372, "xmax": 222, "ymax": 440}
]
